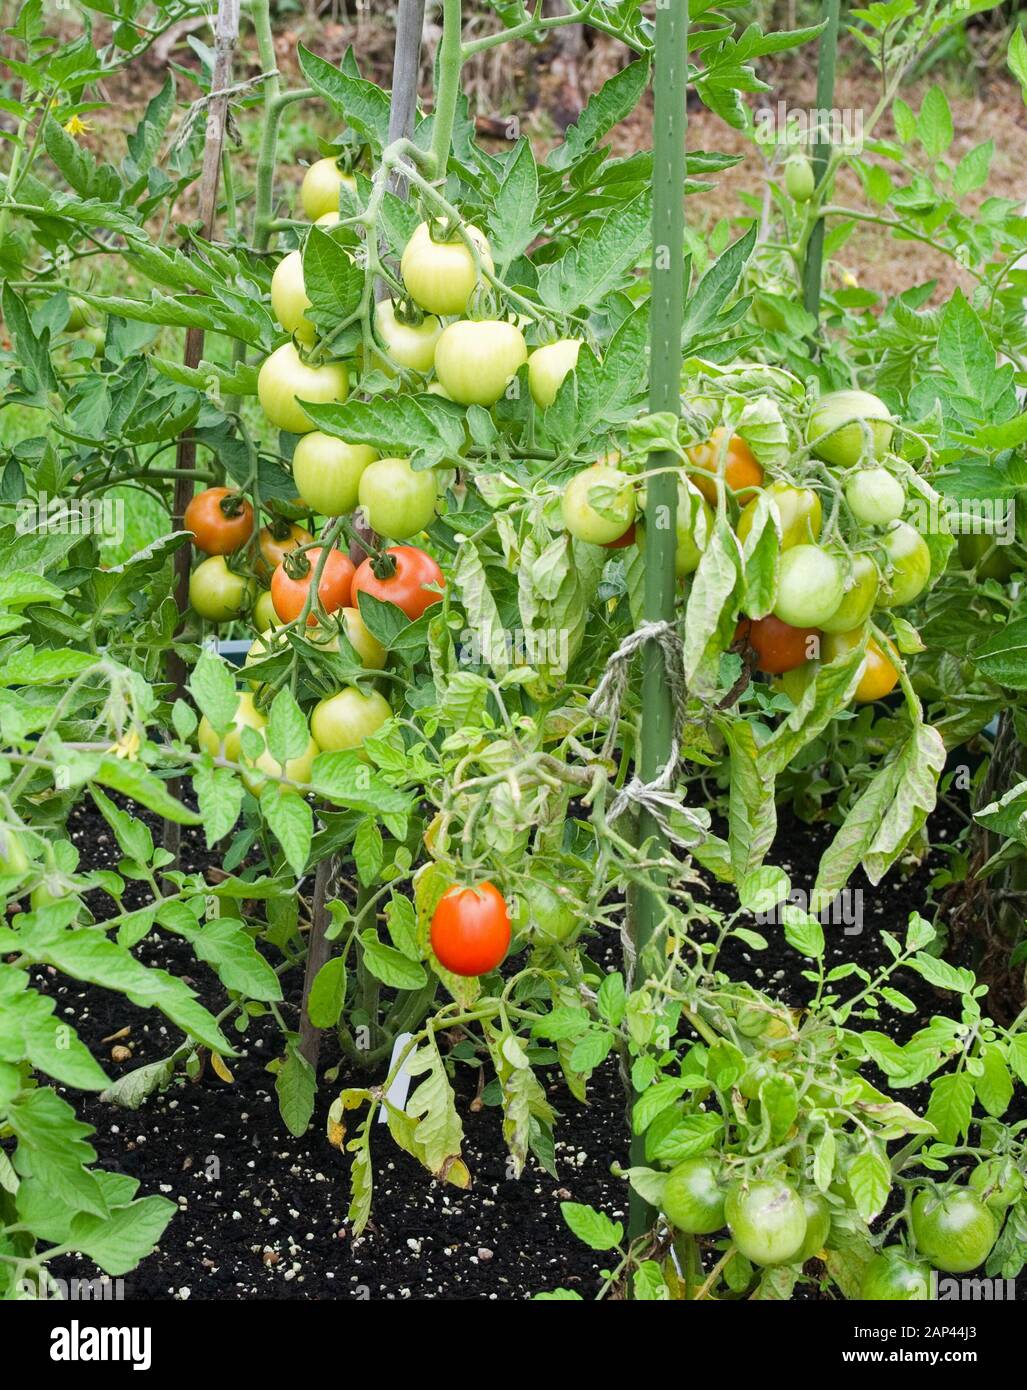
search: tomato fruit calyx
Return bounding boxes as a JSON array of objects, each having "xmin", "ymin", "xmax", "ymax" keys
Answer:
[
  {"xmin": 367, "ymin": 548, "xmax": 399, "ymax": 581},
  {"xmin": 282, "ymin": 547, "xmax": 313, "ymax": 581}
]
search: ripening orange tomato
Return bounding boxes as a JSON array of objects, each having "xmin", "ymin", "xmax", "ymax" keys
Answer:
[
  {"xmin": 270, "ymin": 547, "xmax": 355, "ymax": 625},
  {"xmin": 184, "ymin": 488, "xmax": 254, "ymax": 555},
  {"xmin": 687, "ymin": 429, "xmax": 764, "ymax": 504}
]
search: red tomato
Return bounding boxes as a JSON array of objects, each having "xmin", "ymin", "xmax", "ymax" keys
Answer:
[
  {"xmin": 605, "ymin": 522, "xmax": 637, "ymax": 550},
  {"xmin": 270, "ymin": 547, "xmax": 355, "ymax": 625},
  {"xmin": 430, "ymin": 881, "xmax": 511, "ymax": 977},
  {"xmin": 351, "ymin": 545, "xmax": 444, "ymax": 621},
  {"xmin": 736, "ymin": 615, "xmax": 819, "ymax": 675},
  {"xmin": 184, "ymin": 488, "xmax": 254, "ymax": 555}
]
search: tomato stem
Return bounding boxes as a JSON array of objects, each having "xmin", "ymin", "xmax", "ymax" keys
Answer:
[{"xmin": 429, "ymin": 0, "xmax": 463, "ymax": 180}]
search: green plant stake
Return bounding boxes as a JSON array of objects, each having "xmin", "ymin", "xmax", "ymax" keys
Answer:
[
  {"xmin": 801, "ymin": 0, "xmax": 841, "ymax": 325},
  {"xmin": 630, "ymin": 0, "xmax": 689, "ymax": 1245}
]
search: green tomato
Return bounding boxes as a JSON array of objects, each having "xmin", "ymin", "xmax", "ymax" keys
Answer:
[
  {"xmin": 737, "ymin": 481, "xmax": 823, "ymax": 551},
  {"xmin": 528, "ymin": 339, "xmax": 583, "ymax": 409},
  {"xmin": 773, "ymin": 544, "xmax": 844, "ymax": 628},
  {"xmin": 969, "ymin": 1157, "xmax": 1024, "ymax": 1212},
  {"xmin": 0, "ymin": 827, "xmax": 30, "ymax": 878},
  {"xmin": 785, "ymin": 154, "xmax": 816, "ymax": 202},
  {"xmin": 513, "ymin": 874, "xmax": 579, "ymax": 944},
  {"xmin": 66, "ymin": 295, "xmax": 92, "ymax": 331},
  {"xmin": 271, "ymin": 250, "xmax": 315, "ymax": 346},
  {"xmin": 737, "ymin": 1058, "xmax": 775, "ymax": 1101},
  {"xmin": 807, "ymin": 389, "xmax": 894, "ymax": 467},
  {"xmin": 725, "ymin": 1179, "xmax": 808, "ymax": 1267},
  {"xmin": 357, "ymin": 457, "xmax": 437, "ymax": 540},
  {"xmin": 878, "ymin": 521, "xmax": 931, "ymax": 608},
  {"xmin": 911, "ymin": 1188, "xmax": 997, "ymax": 1274},
  {"xmin": 335, "ymin": 608, "xmax": 388, "ymax": 670},
  {"xmin": 674, "ymin": 487, "xmax": 713, "ymax": 577},
  {"xmin": 959, "ymin": 532, "xmax": 1016, "ymax": 581},
  {"xmin": 241, "ymin": 733, "xmax": 319, "ymax": 797},
  {"xmin": 434, "ymin": 319, "xmax": 528, "ymax": 407},
  {"xmin": 258, "ymin": 342, "xmax": 349, "ymax": 435},
  {"xmin": 302, "ymin": 610, "xmax": 387, "ymax": 671},
  {"xmin": 400, "ymin": 220, "xmax": 495, "ymax": 317},
  {"xmin": 253, "ymin": 589, "xmax": 280, "ymax": 631},
  {"xmin": 796, "ymin": 1190, "xmax": 832, "ymax": 1262},
  {"xmin": 662, "ymin": 1156, "xmax": 727, "ymax": 1235},
  {"xmin": 860, "ymin": 1249, "xmax": 932, "ymax": 1300},
  {"xmin": 83, "ymin": 324, "xmax": 106, "ymax": 357},
  {"xmin": 820, "ymin": 553, "xmax": 881, "ymax": 634},
  {"xmin": 845, "ymin": 467, "xmax": 906, "ymax": 527},
  {"xmin": 311, "ymin": 686, "xmax": 392, "ymax": 752},
  {"xmin": 198, "ymin": 692, "xmax": 267, "ymax": 763},
  {"xmin": 562, "ymin": 464, "xmax": 637, "ymax": 546},
  {"xmin": 300, "ymin": 158, "xmax": 355, "ymax": 221},
  {"xmin": 375, "ymin": 299, "xmax": 442, "ymax": 375},
  {"xmin": 189, "ymin": 556, "xmax": 255, "ymax": 624},
  {"xmin": 293, "ymin": 431, "xmax": 376, "ymax": 516}
]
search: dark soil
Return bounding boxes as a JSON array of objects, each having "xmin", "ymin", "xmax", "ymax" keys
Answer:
[{"xmin": 34, "ymin": 773, "xmax": 1023, "ymax": 1302}]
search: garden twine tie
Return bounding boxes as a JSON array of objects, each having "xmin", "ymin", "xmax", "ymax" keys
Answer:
[{"xmin": 587, "ymin": 619, "xmax": 696, "ymax": 847}]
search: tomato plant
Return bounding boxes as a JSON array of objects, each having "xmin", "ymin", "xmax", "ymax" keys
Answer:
[{"xmin": 2, "ymin": 0, "xmax": 1025, "ymax": 1315}]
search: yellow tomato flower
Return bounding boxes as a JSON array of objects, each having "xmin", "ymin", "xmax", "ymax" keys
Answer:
[{"xmin": 108, "ymin": 729, "xmax": 141, "ymax": 761}]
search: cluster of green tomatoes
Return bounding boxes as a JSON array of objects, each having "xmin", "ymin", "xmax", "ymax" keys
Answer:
[
  {"xmin": 660, "ymin": 1148, "xmax": 1017, "ymax": 1296},
  {"xmin": 557, "ymin": 385, "xmax": 932, "ymax": 705}
]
